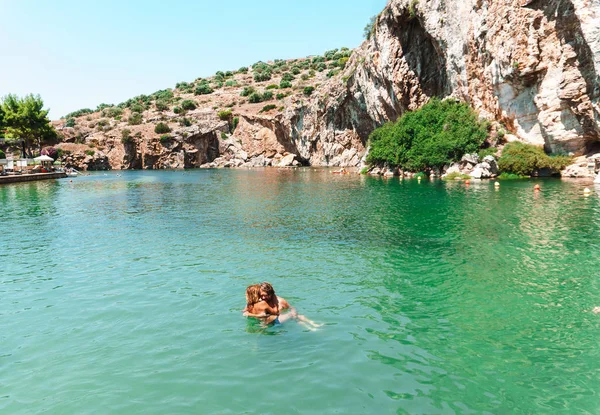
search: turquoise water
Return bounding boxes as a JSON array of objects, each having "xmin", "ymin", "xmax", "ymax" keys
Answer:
[{"xmin": 2, "ymin": 169, "xmax": 600, "ymax": 414}]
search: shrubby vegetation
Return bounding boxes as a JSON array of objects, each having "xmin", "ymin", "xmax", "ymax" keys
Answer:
[
  {"xmin": 303, "ymin": 86, "xmax": 315, "ymax": 96},
  {"xmin": 128, "ymin": 112, "xmax": 143, "ymax": 125},
  {"xmin": 102, "ymin": 107, "xmax": 123, "ymax": 118},
  {"xmin": 121, "ymin": 129, "xmax": 132, "ymax": 144},
  {"xmin": 240, "ymin": 86, "xmax": 256, "ymax": 97},
  {"xmin": 195, "ymin": 81, "xmax": 214, "ymax": 95},
  {"xmin": 497, "ymin": 142, "xmax": 572, "ymax": 176},
  {"xmin": 260, "ymin": 104, "xmax": 277, "ymax": 113},
  {"xmin": 154, "ymin": 122, "xmax": 171, "ymax": 134},
  {"xmin": 363, "ymin": 16, "xmax": 377, "ymax": 40},
  {"xmin": 64, "ymin": 108, "xmax": 94, "ymax": 119},
  {"xmin": 367, "ymin": 98, "xmax": 488, "ymax": 171},
  {"xmin": 217, "ymin": 109, "xmax": 232, "ymax": 120},
  {"xmin": 181, "ymin": 100, "xmax": 197, "ymax": 111},
  {"xmin": 155, "ymin": 100, "xmax": 169, "ymax": 112}
]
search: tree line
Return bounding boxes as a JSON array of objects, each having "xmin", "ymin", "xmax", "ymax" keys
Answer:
[{"xmin": 0, "ymin": 94, "xmax": 57, "ymax": 158}]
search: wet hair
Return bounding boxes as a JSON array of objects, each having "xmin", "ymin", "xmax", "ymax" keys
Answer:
[
  {"xmin": 246, "ymin": 284, "xmax": 261, "ymax": 308},
  {"xmin": 260, "ymin": 282, "xmax": 279, "ymax": 307}
]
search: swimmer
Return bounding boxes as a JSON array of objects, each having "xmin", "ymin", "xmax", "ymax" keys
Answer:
[{"xmin": 243, "ymin": 282, "xmax": 322, "ymax": 329}]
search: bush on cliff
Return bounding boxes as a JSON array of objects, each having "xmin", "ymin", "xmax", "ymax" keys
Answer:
[
  {"xmin": 497, "ymin": 142, "xmax": 572, "ymax": 176},
  {"xmin": 195, "ymin": 83, "xmax": 213, "ymax": 95},
  {"xmin": 181, "ymin": 100, "xmax": 197, "ymax": 111},
  {"xmin": 121, "ymin": 129, "xmax": 132, "ymax": 144},
  {"xmin": 154, "ymin": 122, "xmax": 171, "ymax": 134},
  {"xmin": 367, "ymin": 98, "xmax": 488, "ymax": 171},
  {"xmin": 0, "ymin": 149, "xmax": 5, "ymax": 159}
]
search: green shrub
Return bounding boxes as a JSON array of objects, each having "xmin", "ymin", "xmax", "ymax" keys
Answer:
[
  {"xmin": 367, "ymin": 98, "xmax": 489, "ymax": 171},
  {"xmin": 248, "ymin": 93, "xmax": 263, "ymax": 104},
  {"xmin": 478, "ymin": 147, "xmax": 498, "ymax": 160},
  {"xmin": 179, "ymin": 117, "xmax": 192, "ymax": 127},
  {"xmin": 173, "ymin": 107, "xmax": 183, "ymax": 114},
  {"xmin": 154, "ymin": 122, "xmax": 171, "ymax": 134},
  {"xmin": 128, "ymin": 112, "xmax": 143, "ymax": 125},
  {"xmin": 262, "ymin": 91, "xmax": 273, "ymax": 101},
  {"xmin": 159, "ymin": 134, "xmax": 170, "ymax": 143},
  {"xmin": 121, "ymin": 129, "xmax": 132, "ymax": 143},
  {"xmin": 327, "ymin": 70, "xmax": 340, "ymax": 78},
  {"xmin": 360, "ymin": 167, "xmax": 369, "ymax": 174},
  {"xmin": 301, "ymin": 74, "xmax": 309, "ymax": 81},
  {"xmin": 363, "ymin": 16, "xmax": 377, "ymax": 40},
  {"xmin": 266, "ymin": 84, "xmax": 279, "ymax": 90},
  {"xmin": 64, "ymin": 108, "xmax": 94, "ymax": 119},
  {"xmin": 176, "ymin": 81, "xmax": 193, "ymax": 92},
  {"xmin": 281, "ymin": 73, "xmax": 294, "ymax": 82},
  {"xmin": 85, "ymin": 150, "xmax": 95, "ymax": 156},
  {"xmin": 102, "ymin": 107, "xmax": 123, "ymax": 118},
  {"xmin": 232, "ymin": 117, "xmax": 239, "ymax": 132},
  {"xmin": 291, "ymin": 67, "xmax": 301, "ymax": 75},
  {"xmin": 155, "ymin": 100, "xmax": 169, "ymax": 112},
  {"xmin": 260, "ymin": 104, "xmax": 277, "ymax": 113},
  {"xmin": 338, "ymin": 57, "xmax": 350, "ymax": 68},
  {"xmin": 317, "ymin": 62, "xmax": 327, "ymax": 72},
  {"xmin": 217, "ymin": 109, "xmax": 232, "ymax": 120},
  {"xmin": 240, "ymin": 86, "xmax": 256, "ymax": 97},
  {"xmin": 130, "ymin": 103, "xmax": 145, "ymax": 113},
  {"xmin": 0, "ymin": 149, "xmax": 5, "ymax": 159},
  {"xmin": 303, "ymin": 86, "xmax": 315, "ymax": 96},
  {"xmin": 276, "ymin": 93, "xmax": 286, "ymax": 100},
  {"xmin": 497, "ymin": 142, "xmax": 572, "ymax": 176},
  {"xmin": 66, "ymin": 118, "xmax": 76, "ymax": 127},
  {"xmin": 254, "ymin": 71, "xmax": 272, "ymax": 82},
  {"xmin": 238, "ymin": 66, "xmax": 248, "ymax": 73},
  {"xmin": 181, "ymin": 100, "xmax": 197, "ymax": 111},
  {"xmin": 221, "ymin": 132, "xmax": 228, "ymax": 139},
  {"xmin": 195, "ymin": 83, "xmax": 214, "ymax": 95},
  {"xmin": 225, "ymin": 80, "xmax": 238, "ymax": 87}
]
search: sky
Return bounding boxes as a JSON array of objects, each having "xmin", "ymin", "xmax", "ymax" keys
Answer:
[{"xmin": 0, "ymin": 0, "xmax": 387, "ymax": 120}]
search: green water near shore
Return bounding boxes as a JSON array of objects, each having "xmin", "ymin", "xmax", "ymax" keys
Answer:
[{"xmin": 2, "ymin": 169, "xmax": 600, "ymax": 414}]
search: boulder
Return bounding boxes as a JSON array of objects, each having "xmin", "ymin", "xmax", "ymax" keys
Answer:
[{"xmin": 278, "ymin": 153, "xmax": 296, "ymax": 167}]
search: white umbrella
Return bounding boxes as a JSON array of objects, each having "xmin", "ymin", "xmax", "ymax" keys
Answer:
[{"xmin": 34, "ymin": 155, "xmax": 54, "ymax": 162}]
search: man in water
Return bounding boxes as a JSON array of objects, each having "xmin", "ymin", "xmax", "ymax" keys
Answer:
[{"xmin": 245, "ymin": 282, "xmax": 321, "ymax": 328}]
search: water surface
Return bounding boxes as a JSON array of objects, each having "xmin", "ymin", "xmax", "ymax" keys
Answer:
[{"xmin": 1, "ymin": 169, "xmax": 600, "ymax": 414}]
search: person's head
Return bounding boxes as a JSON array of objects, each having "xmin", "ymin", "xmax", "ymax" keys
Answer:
[
  {"xmin": 259, "ymin": 282, "xmax": 276, "ymax": 301},
  {"xmin": 246, "ymin": 284, "xmax": 261, "ymax": 307}
]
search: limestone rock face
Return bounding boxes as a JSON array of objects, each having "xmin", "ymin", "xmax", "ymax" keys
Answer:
[{"xmin": 302, "ymin": 0, "xmax": 600, "ymax": 157}]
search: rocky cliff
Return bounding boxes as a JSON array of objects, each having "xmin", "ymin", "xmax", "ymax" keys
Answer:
[{"xmin": 55, "ymin": 0, "xmax": 600, "ymax": 170}]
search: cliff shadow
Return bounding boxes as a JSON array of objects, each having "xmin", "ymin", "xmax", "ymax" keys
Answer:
[{"xmin": 391, "ymin": 12, "xmax": 450, "ymax": 100}]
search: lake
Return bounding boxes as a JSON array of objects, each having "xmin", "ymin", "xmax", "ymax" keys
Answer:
[{"xmin": 1, "ymin": 169, "xmax": 599, "ymax": 414}]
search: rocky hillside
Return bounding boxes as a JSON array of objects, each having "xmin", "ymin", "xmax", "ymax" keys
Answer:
[{"xmin": 55, "ymin": 0, "xmax": 600, "ymax": 171}]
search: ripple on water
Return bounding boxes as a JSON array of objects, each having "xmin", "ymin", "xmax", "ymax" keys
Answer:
[{"xmin": 2, "ymin": 172, "xmax": 600, "ymax": 414}]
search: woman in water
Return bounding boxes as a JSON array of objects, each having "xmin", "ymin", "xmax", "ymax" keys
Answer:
[{"xmin": 243, "ymin": 282, "xmax": 322, "ymax": 329}]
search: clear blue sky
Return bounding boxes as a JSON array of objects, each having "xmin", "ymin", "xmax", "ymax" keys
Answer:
[{"xmin": 0, "ymin": 0, "xmax": 387, "ymax": 119}]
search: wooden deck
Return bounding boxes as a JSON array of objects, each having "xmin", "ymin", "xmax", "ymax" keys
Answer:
[{"xmin": 0, "ymin": 172, "xmax": 67, "ymax": 185}]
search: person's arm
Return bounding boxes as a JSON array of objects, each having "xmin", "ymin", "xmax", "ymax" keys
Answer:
[
  {"xmin": 277, "ymin": 297, "xmax": 291, "ymax": 310},
  {"xmin": 254, "ymin": 301, "xmax": 279, "ymax": 315}
]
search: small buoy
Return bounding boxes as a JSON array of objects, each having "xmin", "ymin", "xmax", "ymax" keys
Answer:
[
  {"xmin": 584, "ymin": 188, "xmax": 591, "ymax": 194},
  {"xmin": 534, "ymin": 184, "xmax": 541, "ymax": 191},
  {"xmin": 465, "ymin": 180, "xmax": 470, "ymax": 185},
  {"xmin": 494, "ymin": 181, "xmax": 500, "ymax": 187}
]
